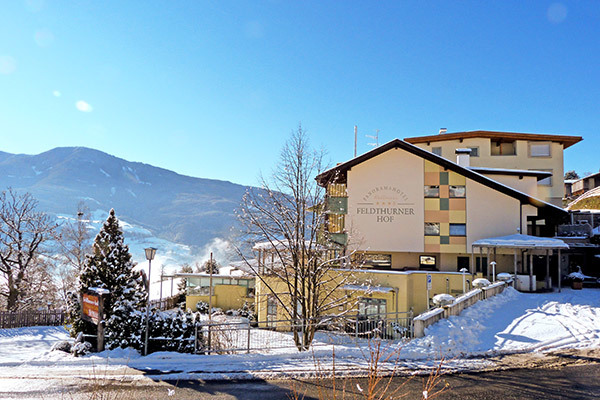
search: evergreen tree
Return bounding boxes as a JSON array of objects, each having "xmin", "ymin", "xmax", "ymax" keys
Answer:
[
  {"xmin": 201, "ymin": 258, "xmax": 220, "ymax": 274},
  {"xmin": 78, "ymin": 209, "xmax": 147, "ymax": 349}
]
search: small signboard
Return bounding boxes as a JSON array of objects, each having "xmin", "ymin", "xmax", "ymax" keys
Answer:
[
  {"xmin": 81, "ymin": 288, "xmax": 109, "ymax": 352},
  {"xmin": 426, "ymin": 274, "xmax": 432, "ymax": 290},
  {"xmin": 82, "ymin": 293, "xmax": 100, "ymax": 325}
]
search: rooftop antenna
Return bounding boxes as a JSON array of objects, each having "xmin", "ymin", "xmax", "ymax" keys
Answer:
[
  {"xmin": 354, "ymin": 125, "xmax": 357, "ymax": 158},
  {"xmin": 366, "ymin": 129, "xmax": 380, "ymax": 148}
]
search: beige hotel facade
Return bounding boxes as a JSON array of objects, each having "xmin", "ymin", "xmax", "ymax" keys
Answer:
[{"xmin": 316, "ymin": 132, "xmax": 581, "ymax": 278}]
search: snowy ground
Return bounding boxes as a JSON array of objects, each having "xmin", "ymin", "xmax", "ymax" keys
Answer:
[{"xmin": 1, "ymin": 287, "xmax": 600, "ymax": 392}]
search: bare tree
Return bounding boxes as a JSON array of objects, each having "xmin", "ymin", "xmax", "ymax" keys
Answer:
[
  {"xmin": 238, "ymin": 126, "xmax": 354, "ymax": 351},
  {"xmin": 0, "ymin": 189, "xmax": 57, "ymax": 311},
  {"xmin": 55, "ymin": 203, "xmax": 93, "ymax": 303}
]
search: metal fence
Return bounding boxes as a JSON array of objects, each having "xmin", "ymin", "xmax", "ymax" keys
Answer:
[
  {"xmin": 194, "ymin": 311, "xmax": 414, "ymax": 354},
  {"xmin": 0, "ymin": 309, "xmax": 65, "ymax": 329}
]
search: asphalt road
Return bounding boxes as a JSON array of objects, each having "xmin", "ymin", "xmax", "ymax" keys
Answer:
[{"xmin": 20, "ymin": 362, "xmax": 600, "ymax": 400}]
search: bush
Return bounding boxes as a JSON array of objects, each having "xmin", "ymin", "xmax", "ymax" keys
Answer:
[{"xmin": 196, "ymin": 301, "xmax": 209, "ymax": 314}]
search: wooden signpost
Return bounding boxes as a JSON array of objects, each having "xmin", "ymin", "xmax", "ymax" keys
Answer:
[{"xmin": 81, "ymin": 288, "xmax": 109, "ymax": 352}]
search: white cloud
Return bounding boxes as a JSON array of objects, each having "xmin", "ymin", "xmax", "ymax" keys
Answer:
[
  {"xmin": 75, "ymin": 100, "xmax": 93, "ymax": 112},
  {"xmin": 0, "ymin": 56, "xmax": 16, "ymax": 75},
  {"xmin": 52, "ymin": 90, "xmax": 61, "ymax": 97}
]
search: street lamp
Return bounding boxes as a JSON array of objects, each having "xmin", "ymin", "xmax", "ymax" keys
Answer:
[
  {"xmin": 490, "ymin": 261, "xmax": 497, "ymax": 282},
  {"xmin": 459, "ymin": 268, "xmax": 468, "ymax": 293},
  {"xmin": 144, "ymin": 247, "xmax": 157, "ymax": 356}
]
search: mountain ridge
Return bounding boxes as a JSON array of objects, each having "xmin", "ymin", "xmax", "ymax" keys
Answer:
[{"xmin": 0, "ymin": 146, "xmax": 251, "ymax": 249}]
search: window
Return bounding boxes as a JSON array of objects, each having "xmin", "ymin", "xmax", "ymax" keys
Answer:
[
  {"xmin": 424, "ymin": 185, "xmax": 440, "ymax": 198},
  {"xmin": 468, "ymin": 147, "xmax": 479, "ymax": 157},
  {"xmin": 449, "ymin": 185, "xmax": 466, "ymax": 198},
  {"xmin": 358, "ymin": 298, "xmax": 387, "ymax": 317},
  {"xmin": 419, "ymin": 255, "xmax": 436, "ymax": 268},
  {"xmin": 425, "ymin": 222, "xmax": 440, "ymax": 236},
  {"xmin": 363, "ymin": 253, "xmax": 392, "ymax": 269},
  {"xmin": 432, "ymin": 147, "xmax": 442, "ymax": 156},
  {"xmin": 267, "ymin": 296, "xmax": 277, "ymax": 327},
  {"xmin": 491, "ymin": 140, "xmax": 516, "ymax": 156},
  {"xmin": 536, "ymin": 169, "xmax": 553, "ymax": 186},
  {"xmin": 529, "ymin": 142, "xmax": 551, "ymax": 157},
  {"xmin": 449, "ymin": 223, "xmax": 466, "ymax": 236}
]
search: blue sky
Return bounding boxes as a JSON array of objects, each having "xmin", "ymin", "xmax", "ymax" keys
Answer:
[{"xmin": 0, "ymin": 1, "xmax": 598, "ymax": 185}]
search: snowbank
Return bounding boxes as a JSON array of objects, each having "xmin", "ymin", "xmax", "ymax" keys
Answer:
[{"xmin": 2, "ymin": 288, "xmax": 600, "ymax": 382}]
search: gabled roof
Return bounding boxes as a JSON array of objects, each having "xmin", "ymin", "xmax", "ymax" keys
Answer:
[
  {"xmin": 404, "ymin": 130, "xmax": 582, "ymax": 149},
  {"xmin": 315, "ymin": 139, "xmax": 567, "ymax": 217}
]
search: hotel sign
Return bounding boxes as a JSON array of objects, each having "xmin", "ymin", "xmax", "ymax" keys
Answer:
[
  {"xmin": 356, "ymin": 186, "xmax": 415, "ymax": 223},
  {"xmin": 81, "ymin": 288, "xmax": 110, "ymax": 352},
  {"xmin": 82, "ymin": 293, "xmax": 100, "ymax": 325}
]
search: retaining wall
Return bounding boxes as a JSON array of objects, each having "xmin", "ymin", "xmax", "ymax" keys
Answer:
[{"xmin": 413, "ymin": 281, "xmax": 507, "ymax": 338}]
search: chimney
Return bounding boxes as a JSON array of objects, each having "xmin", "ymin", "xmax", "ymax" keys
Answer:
[
  {"xmin": 455, "ymin": 148, "xmax": 472, "ymax": 167},
  {"xmin": 439, "ymin": 128, "xmax": 447, "ymax": 135}
]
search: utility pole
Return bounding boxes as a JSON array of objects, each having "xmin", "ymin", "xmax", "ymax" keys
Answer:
[{"xmin": 354, "ymin": 125, "xmax": 357, "ymax": 158}]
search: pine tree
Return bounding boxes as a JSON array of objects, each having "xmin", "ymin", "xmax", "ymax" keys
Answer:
[
  {"xmin": 201, "ymin": 258, "xmax": 220, "ymax": 274},
  {"xmin": 78, "ymin": 209, "xmax": 147, "ymax": 349}
]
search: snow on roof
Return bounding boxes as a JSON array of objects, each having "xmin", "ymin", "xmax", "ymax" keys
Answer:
[
  {"xmin": 567, "ymin": 186, "xmax": 600, "ymax": 211},
  {"xmin": 472, "ymin": 234, "xmax": 569, "ymax": 249},
  {"xmin": 342, "ymin": 284, "xmax": 395, "ymax": 293},
  {"xmin": 88, "ymin": 287, "xmax": 110, "ymax": 294},
  {"xmin": 252, "ymin": 239, "xmax": 322, "ymax": 251}
]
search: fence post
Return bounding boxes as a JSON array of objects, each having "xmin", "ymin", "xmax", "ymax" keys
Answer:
[
  {"xmin": 194, "ymin": 323, "xmax": 198, "ymax": 354},
  {"xmin": 208, "ymin": 324, "xmax": 212, "ymax": 355},
  {"xmin": 247, "ymin": 321, "xmax": 251, "ymax": 354},
  {"xmin": 355, "ymin": 313, "xmax": 359, "ymax": 339}
]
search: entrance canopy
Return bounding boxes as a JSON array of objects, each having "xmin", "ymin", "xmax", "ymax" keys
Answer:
[
  {"xmin": 471, "ymin": 234, "xmax": 568, "ymax": 292},
  {"xmin": 472, "ymin": 233, "xmax": 569, "ymax": 250}
]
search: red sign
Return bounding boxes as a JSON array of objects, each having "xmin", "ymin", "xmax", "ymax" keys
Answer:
[{"xmin": 82, "ymin": 293, "xmax": 100, "ymax": 325}]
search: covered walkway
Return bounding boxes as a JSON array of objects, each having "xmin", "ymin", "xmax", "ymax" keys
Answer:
[{"xmin": 472, "ymin": 234, "xmax": 569, "ymax": 292}]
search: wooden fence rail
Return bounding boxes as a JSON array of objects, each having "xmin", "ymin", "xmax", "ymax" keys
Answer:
[
  {"xmin": 149, "ymin": 296, "xmax": 180, "ymax": 311},
  {"xmin": 0, "ymin": 309, "xmax": 65, "ymax": 329}
]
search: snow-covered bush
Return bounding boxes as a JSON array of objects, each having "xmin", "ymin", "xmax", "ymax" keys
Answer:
[
  {"xmin": 472, "ymin": 278, "xmax": 491, "ymax": 288},
  {"xmin": 497, "ymin": 273, "xmax": 513, "ymax": 282},
  {"xmin": 196, "ymin": 301, "xmax": 209, "ymax": 314},
  {"xmin": 51, "ymin": 340, "xmax": 72, "ymax": 353},
  {"xmin": 432, "ymin": 293, "xmax": 455, "ymax": 307},
  {"xmin": 146, "ymin": 309, "xmax": 202, "ymax": 354},
  {"xmin": 71, "ymin": 341, "xmax": 92, "ymax": 357}
]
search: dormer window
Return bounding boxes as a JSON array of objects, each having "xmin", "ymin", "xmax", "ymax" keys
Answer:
[{"xmin": 529, "ymin": 142, "xmax": 551, "ymax": 157}]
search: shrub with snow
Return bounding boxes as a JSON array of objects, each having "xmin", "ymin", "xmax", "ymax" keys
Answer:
[
  {"xmin": 196, "ymin": 301, "xmax": 209, "ymax": 314},
  {"xmin": 496, "ymin": 273, "xmax": 513, "ymax": 282},
  {"xmin": 71, "ymin": 341, "xmax": 92, "ymax": 357},
  {"xmin": 472, "ymin": 278, "xmax": 491, "ymax": 288},
  {"xmin": 51, "ymin": 340, "xmax": 72, "ymax": 353},
  {"xmin": 432, "ymin": 293, "xmax": 455, "ymax": 307}
]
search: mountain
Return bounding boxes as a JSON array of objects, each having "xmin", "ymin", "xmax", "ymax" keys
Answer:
[{"xmin": 0, "ymin": 147, "xmax": 250, "ymax": 250}]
